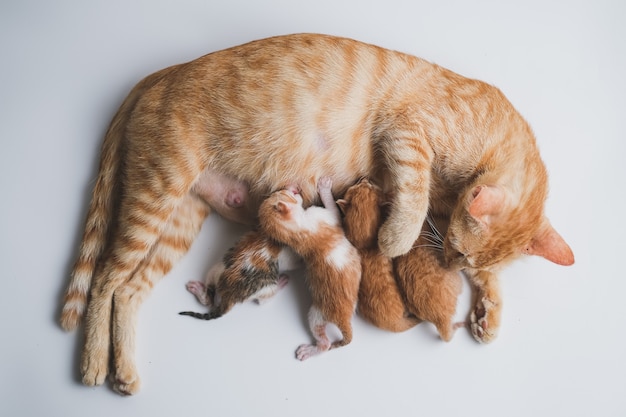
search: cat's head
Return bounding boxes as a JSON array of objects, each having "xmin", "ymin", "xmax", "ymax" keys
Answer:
[
  {"xmin": 444, "ymin": 184, "xmax": 574, "ymax": 271},
  {"xmin": 259, "ymin": 188, "xmax": 304, "ymax": 226},
  {"xmin": 337, "ymin": 178, "xmax": 386, "ymax": 248}
]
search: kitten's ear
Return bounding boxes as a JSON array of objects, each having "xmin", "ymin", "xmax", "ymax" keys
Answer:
[
  {"xmin": 336, "ymin": 199, "xmax": 348, "ymax": 215},
  {"xmin": 468, "ymin": 185, "xmax": 506, "ymax": 225},
  {"xmin": 274, "ymin": 201, "xmax": 291, "ymax": 214},
  {"xmin": 525, "ymin": 220, "xmax": 575, "ymax": 266}
]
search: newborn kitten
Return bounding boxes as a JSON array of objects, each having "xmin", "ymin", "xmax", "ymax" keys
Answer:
[
  {"xmin": 259, "ymin": 178, "xmax": 361, "ymax": 361},
  {"xmin": 337, "ymin": 178, "xmax": 421, "ymax": 332},
  {"xmin": 179, "ymin": 230, "xmax": 301, "ymax": 320},
  {"xmin": 394, "ymin": 216, "xmax": 466, "ymax": 342}
]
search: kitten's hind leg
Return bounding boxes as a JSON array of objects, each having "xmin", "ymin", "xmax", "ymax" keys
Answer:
[
  {"xmin": 111, "ymin": 193, "xmax": 210, "ymax": 395},
  {"xmin": 253, "ymin": 273, "xmax": 290, "ymax": 305},
  {"xmin": 295, "ymin": 306, "xmax": 332, "ymax": 361},
  {"xmin": 186, "ymin": 281, "xmax": 212, "ymax": 306}
]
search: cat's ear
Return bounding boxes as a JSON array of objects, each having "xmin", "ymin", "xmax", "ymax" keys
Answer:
[
  {"xmin": 468, "ymin": 185, "xmax": 506, "ymax": 225},
  {"xmin": 336, "ymin": 199, "xmax": 348, "ymax": 215},
  {"xmin": 274, "ymin": 201, "xmax": 292, "ymax": 214},
  {"xmin": 524, "ymin": 219, "xmax": 575, "ymax": 266}
]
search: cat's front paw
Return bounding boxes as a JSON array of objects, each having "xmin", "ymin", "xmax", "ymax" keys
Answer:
[
  {"xmin": 378, "ymin": 221, "xmax": 418, "ymax": 258},
  {"xmin": 470, "ymin": 297, "xmax": 500, "ymax": 344}
]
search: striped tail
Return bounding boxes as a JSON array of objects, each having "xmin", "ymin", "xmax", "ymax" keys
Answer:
[{"xmin": 59, "ymin": 73, "xmax": 160, "ymax": 331}]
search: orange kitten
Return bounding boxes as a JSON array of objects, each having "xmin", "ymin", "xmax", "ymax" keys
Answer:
[
  {"xmin": 394, "ymin": 216, "xmax": 466, "ymax": 342},
  {"xmin": 60, "ymin": 34, "xmax": 574, "ymax": 394},
  {"xmin": 259, "ymin": 178, "xmax": 361, "ymax": 360},
  {"xmin": 180, "ymin": 230, "xmax": 301, "ymax": 320},
  {"xmin": 337, "ymin": 178, "xmax": 421, "ymax": 332}
]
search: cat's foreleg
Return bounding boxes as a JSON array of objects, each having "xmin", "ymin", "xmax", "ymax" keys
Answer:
[
  {"xmin": 467, "ymin": 270, "xmax": 502, "ymax": 343},
  {"xmin": 377, "ymin": 136, "xmax": 433, "ymax": 258}
]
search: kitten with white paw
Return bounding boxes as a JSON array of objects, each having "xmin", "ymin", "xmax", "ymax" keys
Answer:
[{"xmin": 259, "ymin": 178, "xmax": 361, "ymax": 360}]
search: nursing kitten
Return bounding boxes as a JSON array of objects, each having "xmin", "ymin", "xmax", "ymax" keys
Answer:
[
  {"xmin": 180, "ymin": 230, "xmax": 301, "ymax": 320},
  {"xmin": 394, "ymin": 216, "xmax": 466, "ymax": 342},
  {"xmin": 60, "ymin": 34, "xmax": 574, "ymax": 394},
  {"xmin": 337, "ymin": 178, "xmax": 421, "ymax": 332},
  {"xmin": 259, "ymin": 178, "xmax": 361, "ymax": 361}
]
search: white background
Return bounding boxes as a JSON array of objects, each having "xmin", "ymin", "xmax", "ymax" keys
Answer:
[{"xmin": 1, "ymin": 1, "xmax": 624, "ymax": 416}]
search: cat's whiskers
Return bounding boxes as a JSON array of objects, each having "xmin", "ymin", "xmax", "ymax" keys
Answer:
[
  {"xmin": 425, "ymin": 216, "xmax": 445, "ymax": 242},
  {"xmin": 413, "ymin": 215, "xmax": 445, "ymax": 252}
]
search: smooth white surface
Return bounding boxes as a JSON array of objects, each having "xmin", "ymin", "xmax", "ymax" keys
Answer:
[{"xmin": 1, "ymin": 1, "xmax": 623, "ymax": 416}]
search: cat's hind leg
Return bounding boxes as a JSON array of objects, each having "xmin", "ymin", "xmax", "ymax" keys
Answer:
[
  {"xmin": 111, "ymin": 193, "xmax": 210, "ymax": 395},
  {"xmin": 295, "ymin": 306, "xmax": 332, "ymax": 361},
  {"xmin": 80, "ymin": 188, "xmax": 185, "ymax": 387},
  {"xmin": 252, "ymin": 273, "xmax": 290, "ymax": 305}
]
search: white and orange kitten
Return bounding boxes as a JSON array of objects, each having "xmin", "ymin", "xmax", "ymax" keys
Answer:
[{"xmin": 259, "ymin": 178, "xmax": 361, "ymax": 360}]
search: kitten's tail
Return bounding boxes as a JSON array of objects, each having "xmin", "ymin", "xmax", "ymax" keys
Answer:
[
  {"xmin": 59, "ymin": 72, "xmax": 160, "ymax": 331},
  {"xmin": 179, "ymin": 311, "xmax": 223, "ymax": 321}
]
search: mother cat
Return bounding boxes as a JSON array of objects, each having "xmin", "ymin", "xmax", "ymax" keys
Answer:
[{"xmin": 60, "ymin": 33, "xmax": 573, "ymax": 395}]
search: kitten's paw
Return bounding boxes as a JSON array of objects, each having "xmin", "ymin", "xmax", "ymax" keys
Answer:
[
  {"xmin": 186, "ymin": 280, "xmax": 205, "ymax": 296},
  {"xmin": 317, "ymin": 176, "xmax": 332, "ymax": 192},
  {"xmin": 378, "ymin": 221, "xmax": 417, "ymax": 258},
  {"xmin": 277, "ymin": 273, "xmax": 290, "ymax": 289},
  {"xmin": 295, "ymin": 344, "xmax": 320, "ymax": 361},
  {"xmin": 470, "ymin": 298, "xmax": 499, "ymax": 344}
]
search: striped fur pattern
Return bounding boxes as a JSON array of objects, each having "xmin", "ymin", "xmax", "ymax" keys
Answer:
[
  {"xmin": 59, "ymin": 34, "xmax": 574, "ymax": 394},
  {"xmin": 259, "ymin": 178, "xmax": 361, "ymax": 361},
  {"xmin": 180, "ymin": 230, "xmax": 300, "ymax": 320}
]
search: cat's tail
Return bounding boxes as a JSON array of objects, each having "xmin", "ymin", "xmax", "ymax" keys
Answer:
[
  {"xmin": 59, "ymin": 71, "xmax": 161, "ymax": 332},
  {"xmin": 178, "ymin": 311, "xmax": 223, "ymax": 320}
]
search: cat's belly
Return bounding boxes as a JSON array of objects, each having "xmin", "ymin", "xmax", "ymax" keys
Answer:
[{"xmin": 209, "ymin": 131, "xmax": 375, "ymax": 209}]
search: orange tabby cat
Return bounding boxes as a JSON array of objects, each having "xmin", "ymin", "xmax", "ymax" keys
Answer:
[
  {"xmin": 337, "ymin": 178, "xmax": 421, "ymax": 332},
  {"xmin": 60, "ymin": 33, "xmax": 574, "ymax": 394}
]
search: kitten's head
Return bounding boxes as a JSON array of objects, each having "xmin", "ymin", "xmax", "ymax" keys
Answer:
[
  {"xmin": 258, "ymin": 188, "xmax": 304, "ymax": 230},
  {"xmin": 444, "ymin": 184, "xmax": 574, "ymax": 271},
  {"xmin": 337, "ymin": 178, "xmax": 386, "ymax": 249}
]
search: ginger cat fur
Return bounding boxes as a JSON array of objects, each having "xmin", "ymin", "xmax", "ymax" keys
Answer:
[
  {"xmin": 337, "ymin": 178, "xmax": 421, "ymax": 332},
  {"xmin": 394, "ymin": 216, "xmax": 466, "ymax": 342},
  {"xmin": 59, "ymin": 34, "xmax": 574, "ymax": 395}
]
